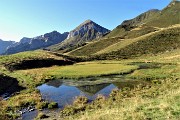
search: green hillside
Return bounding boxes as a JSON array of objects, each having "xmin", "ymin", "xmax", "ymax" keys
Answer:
[
  {"xmin": 145, "ymin": 1, "xmax": 180, "ymax": 28},
  {"xmin": 68, "ymin": 37, "xmax": 121, "ymax": 56},
  {"xmin": 96, "ymin": 25, "xmax": 180, "ymax": 60},
  {"xmin": 105, "ymin": 1, "xmax": 179, "ymax": 38},
  {"xmin": 106, "ymin": 10, "xmax": 159, "ymax": 38},
  {"xmin": 0, "ymin": 50, "xmax": 74, "ymax": 71}
]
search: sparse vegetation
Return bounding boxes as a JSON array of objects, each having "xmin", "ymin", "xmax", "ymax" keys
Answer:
[
  {"xmin": 36, "ymin": 101, "xmax": 49, "ymax": 110},
  {"xmin": 36, "ymin": 112, "xmax": 49, "ymax": 119},
  {"xmin": 48, "ymin": 102, "xmax": 58, "ymax": 109}
]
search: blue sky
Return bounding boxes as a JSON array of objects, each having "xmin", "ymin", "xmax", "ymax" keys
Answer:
[{"xmin": 0, "ymin": 0, "xmax": 171, "ymax": 41}]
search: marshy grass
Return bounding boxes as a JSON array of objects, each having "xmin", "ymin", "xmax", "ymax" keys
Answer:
[
  {"xmin": 61, "ymin": 77, "xmax": 180, "ymax": 120},
  {"xmin": 17, "ymin": 61, "xmax": 138, "ymax": 80}
]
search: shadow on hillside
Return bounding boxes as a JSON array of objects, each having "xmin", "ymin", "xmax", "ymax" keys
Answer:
[
  {"xmin": 0, "ymin": 74, "xmax": 25, "ymax": 99},
  {"xmin": 5, "ymin": 58, "xmax": 74, "ymax": 71}
]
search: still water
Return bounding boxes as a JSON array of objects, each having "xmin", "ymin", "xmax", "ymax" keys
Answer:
[{"xmin": 22, "ymin": 76, "xmax": 146, "ymax": 120}]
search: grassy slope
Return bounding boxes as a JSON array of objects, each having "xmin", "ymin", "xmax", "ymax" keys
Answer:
[
  {"xmin": 68, "ymin": 37, "xmax": 122, "ymax": 56},
  {"xmin": 96, "ymin": 25, "xmax": 180, "ymax": 59},
  {"xmin": 95, "ymin": 28, "xmax": 161, "ymax": 55},
  {"xmin": 145, "ymin": 1, "xmax": 180, "ymax": 28},
  {"xmin": 105, "ymin": 19, "xmax": 159, "ymax": 39},
  {"xmin": 0, "ymin": 50, "xmax": 63, "ymax": 65}
]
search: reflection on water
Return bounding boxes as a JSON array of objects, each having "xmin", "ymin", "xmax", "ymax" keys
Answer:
[
  {"xmin": 37, "ymin": 81, "xmax": 116, "ymax": 108},
  {"xmin": 77, "ymin": 83, "xmax": 110, "ymax": 96},
  {"xmin": 21, "ymin": 110, "xmax": 38, "ymax": 120},
  {"xmin": 37, "ymin": 78, "xmax": 148, "ymax": 108}
]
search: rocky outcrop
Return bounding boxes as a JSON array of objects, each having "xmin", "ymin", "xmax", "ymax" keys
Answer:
[{"xmin": 67, "ymin": 20, "xmax": 110, "ymax": 40}]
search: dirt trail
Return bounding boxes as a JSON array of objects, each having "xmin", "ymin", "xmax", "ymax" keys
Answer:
[{"xmin": 164, "ymin": 55, "xmax": 180, "ymax": 60}]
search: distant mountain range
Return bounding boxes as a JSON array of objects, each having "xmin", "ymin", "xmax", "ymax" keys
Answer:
[
  {"xmin": 0, "ymin": 0, "xmax": 179, "ymax": 55},
  {"xmin": 3, "ymin": 31, "xmax": 69, "ymax": 54},
  {"xmin": 1, "ymin": 20, "xmax": 109, "ymax": 55},
  {"xmin": 0, "ymin": 39, "xmax": 15, "ymax": 54}
]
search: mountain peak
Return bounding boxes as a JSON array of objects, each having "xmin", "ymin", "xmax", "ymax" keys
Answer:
[
  {"xmin": 78, "ymin": 19, "xmax": 94, "ymax": 28},
  {"xmin": 168, "ymin": 0, "xmax": 180, "ymax": 7},
  {"xmin": 49, "ymin": 20, "xmax": 110, "ymax": 52},
  {"xmin": 67, "ymin": 20, "xmax": 110, "ymax": 40},
  {"xmin": 83, "ymin": 19, "xmax": 93, "ymax": 24},
  {"xmin": 147, "ymin": 9, "xmax": 159, "ymax": 12}
]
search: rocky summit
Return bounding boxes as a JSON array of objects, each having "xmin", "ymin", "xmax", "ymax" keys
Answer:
[{"xmin": 47, "ymin": 20, "xmax": 110, "ymax": 52}]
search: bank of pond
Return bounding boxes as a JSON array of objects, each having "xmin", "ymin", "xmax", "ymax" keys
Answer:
[{"xmin": 17, "ymin": 75, "xmax": 148, "ymax": 120}]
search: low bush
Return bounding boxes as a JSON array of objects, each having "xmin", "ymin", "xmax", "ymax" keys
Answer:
[{"xmin": 48, "ymin": 102, "xmax": 58, "ymax": 109}]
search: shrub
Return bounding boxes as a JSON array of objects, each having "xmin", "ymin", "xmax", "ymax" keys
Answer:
[
  {"xmin": 73, "ymin": 96, "xmax": 88, "ymax": 106},
  {"xmin": 96, "ymin": 94, "xmax": 106, "ymax": 102},
  {"xmin": 48, "ymin": 102, "xmax": 58, "ymax": 109},
  {"xmin": 110, "ymin": 89, "xmax": 120, "ymax": 101},
  {"xmin": 36, "ymin": 112, "xmax": 49, "ymax": 119},
  {"xmin": 36, "ymin": 101, "xmax": 49, "ymax": 110}
]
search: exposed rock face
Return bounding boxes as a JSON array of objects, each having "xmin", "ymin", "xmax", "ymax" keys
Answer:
[
  {"xmin": 48, "ymin": 20, "xmax": 110, "ymax": 52},
  {"xmin": 67, "ymin": 20, "xmax": 110, "ymax": 39},
  {"xmin": 19, "ymin": 37, "xmax": 31, "ymax": 44},
  {"xmin": 0, "ymin": 39, "xmax": 15, "ymax": 54},
  {"xmin": 4, "ymin": 31, "xmax": 69, "ymax": 54}
]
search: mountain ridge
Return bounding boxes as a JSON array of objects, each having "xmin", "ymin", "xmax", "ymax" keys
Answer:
[
  {"xmin": 4, "ymin": 31, "xmax": 69, "ymax": 55},
  {"xmin": 0, "ymin": 39, "xmax": 15, "ymax": 54},
  {"xmin": 106, "ymin": 1, "xmax": 180, "ymax": 38}
]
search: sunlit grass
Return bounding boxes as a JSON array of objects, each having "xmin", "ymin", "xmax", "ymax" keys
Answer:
[{"xmin": 19, "ymin": 62, "xmax": 138, "ymax": 79}]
